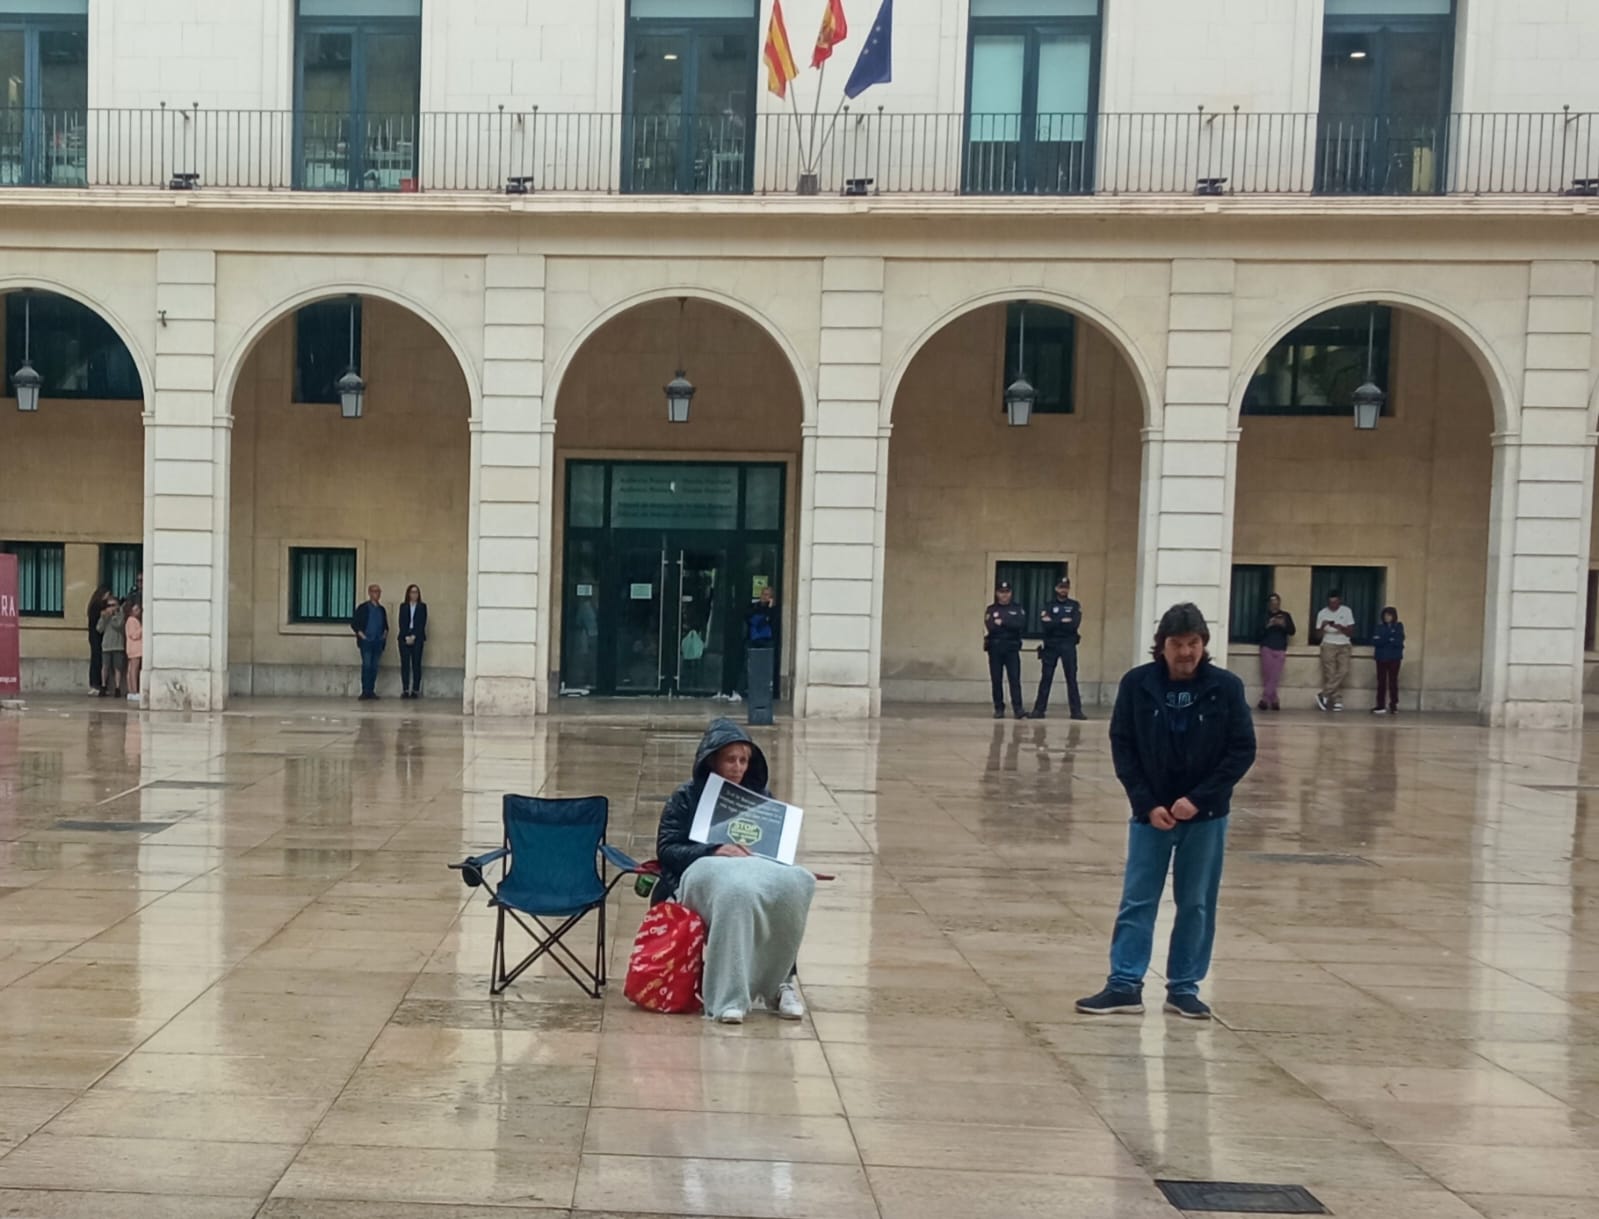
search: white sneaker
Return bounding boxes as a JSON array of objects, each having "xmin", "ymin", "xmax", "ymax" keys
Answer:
[
  {"xmin": 775, "ymin": 983, "xmax": 805, "ymax": 1021},
  {"xmin": 716, "ymin": 1009, "xmax": 745, "ymax": 1025},
  {"xmin": 1333, "ymin": 702, "xmax": 1344, "ymax": 712}
]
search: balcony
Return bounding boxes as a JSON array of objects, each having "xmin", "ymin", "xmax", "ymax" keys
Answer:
[{"xmin": 1, "ymin": 106, "xmax": 1595, "ymax": 198}]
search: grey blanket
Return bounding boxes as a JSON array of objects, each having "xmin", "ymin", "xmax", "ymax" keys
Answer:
[{"xmin": 678, "ymin": 855, "xmax": 815, "ymax": 1019}]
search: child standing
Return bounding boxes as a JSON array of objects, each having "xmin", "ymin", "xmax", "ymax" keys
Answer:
[
  {"xmin": 98, "ymin": 597, "xmax": 127, "ymax": 699},
  {"xmin": 1371, "ymin": 606, "xmax": 1405, "ymax": 716},
  {"xmin": 125, "ymin": 602, "xmax": 143, "ymax": 701}
]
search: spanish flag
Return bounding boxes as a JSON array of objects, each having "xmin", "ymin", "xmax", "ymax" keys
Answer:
[
  {"xmin": 764, "ymin": 0, "xmax": 799, "ymax": 98},
  {"xmin": 812, "ymin": 0, "xmax": 849, "ymax": 68}
]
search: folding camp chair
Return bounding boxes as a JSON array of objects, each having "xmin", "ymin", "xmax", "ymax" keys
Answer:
[{"xmin": 450, "ymin": 794, "xmax": 643, "ymax": 998}]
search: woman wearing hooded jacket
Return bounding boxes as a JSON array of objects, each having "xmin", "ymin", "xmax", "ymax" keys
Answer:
[{"xmin": 655, "ymin": 718, "xmax": 815, "ymax": 1025}]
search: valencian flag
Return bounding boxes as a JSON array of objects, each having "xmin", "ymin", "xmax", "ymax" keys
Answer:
[
  {"xmin": 812, "ymin": 0, "xmax": 849, "ymax": 68},
  {"xmin": 764, "ymin": 0, "xmax": 800, "ymax": 98},
  {"xmin": 844, "ymin": 0, "xmax": 892, "ymax": 99}
]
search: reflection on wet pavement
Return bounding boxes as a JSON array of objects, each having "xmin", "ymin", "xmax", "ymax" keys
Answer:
[{"xmin": 1, "ymin": 699, "xmax": 1596, "ymax": 1217}]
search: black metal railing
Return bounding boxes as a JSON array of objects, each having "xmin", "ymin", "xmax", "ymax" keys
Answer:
[{"xmin": 1, "ymin": 106, "xmax": 1595, "ymax": 197}]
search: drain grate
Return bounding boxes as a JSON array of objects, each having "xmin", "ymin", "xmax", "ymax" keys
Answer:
[
  {"xmin": 1243, "ymin": 852, "xmax": 1375, "ymax": 867},
  {"xmin": 1156, "ymin": 1181, "xmax": 1327, "ymax": 1214},
  {"xmin": 53, "ymin": 820, "xmax": 176, "ymax": 834}
]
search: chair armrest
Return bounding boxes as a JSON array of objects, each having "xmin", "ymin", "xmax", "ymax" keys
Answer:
[
  {"xmin": 599, "ymin": 844, "xmax": 643, "ymax": 873},
  {"xmin": 450, "ymin": 847, "xmax": 509, "ymax": 889}
]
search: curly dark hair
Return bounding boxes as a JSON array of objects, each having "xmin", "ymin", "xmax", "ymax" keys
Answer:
[{"xmin": 1150, "ymin": 602, "xmax": 1211, "ymax": 659}]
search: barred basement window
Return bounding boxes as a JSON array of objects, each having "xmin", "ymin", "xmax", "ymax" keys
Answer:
[
  {"xmin": 101, "ymin": 543, "xmax": 142, "ymax": 598},
  {"xmin": 1310, "ymin": 565, "xmax": 1385, "ymax": 646},
  {"xmin": 289, "ymin": 547, "xmax": 357, "ymax": 624},
  {"xmin": 1, "ymin": 541, "xmax": 65, "ymax": 617},
  {"xmin": 1228, "ymin": 565, "xmax": 1275, "ymax": 645},
  {"xmin": 994, "ymin": 559, "xmax": 1067, "ymax": 640}
]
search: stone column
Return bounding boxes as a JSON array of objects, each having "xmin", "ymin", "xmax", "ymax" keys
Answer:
[
  {"xmin": 1135, "ymin": 259, "xmax": 1238, "ymax": 665},
  {"xmin": 144, "ymin": 249, "xmax": 228, "ymax": 712},
  {"xmin": 1480, "ymin": 261, "xmax": 1596, "ymax": 729},
  {"xmin": 466, "ymin": 254, "xmax": 545, "ymax": 716},
  {"xmin": 796, "ymin": 256, "xmax": 885, "ymax": 718}
]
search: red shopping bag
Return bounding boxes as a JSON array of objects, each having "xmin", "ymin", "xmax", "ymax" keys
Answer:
[{"xmin": 623, "ymin": 901, "xmax": 706, "ymax": 1014}]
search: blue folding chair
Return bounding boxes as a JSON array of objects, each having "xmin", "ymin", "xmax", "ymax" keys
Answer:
[{"xmin": 450, "ymin": 795, "xmax": 642, "ymax": 998}]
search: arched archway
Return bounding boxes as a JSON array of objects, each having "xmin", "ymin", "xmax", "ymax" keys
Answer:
[
  {"xmin": 0, "ymin": 285, "xmax": 149, "ymax": 692},
  {"xmin": 1227, "ymin": 299, "xmax": 1497, "ymax": 713},
  {"xmin": 224, "ymin": 291, "xmax": 474, "ymax": 701},
  {"xmin": 881, "ymin": 295, "xmax": 1148, "ymax": 711},
  {"xmin": 545, "ymin": 294, "xmax": 806, "ymax": 702}
]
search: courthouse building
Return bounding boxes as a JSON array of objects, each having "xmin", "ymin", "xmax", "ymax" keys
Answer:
[{"xmin": 0, "ymin": 0, "xmax": 1597, "ymax": 726}]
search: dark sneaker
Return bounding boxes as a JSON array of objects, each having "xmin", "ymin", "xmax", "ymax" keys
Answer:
[
  {"xmin": 1075, "ymin": 987, "xmax": 1145, "ymax": 1015},
  {"xmin": 1257, "ymin": 699, "xmax": 1269, "ymax": 711},
  {"xmin": 993, "ymin": 708, "xmax": 1005, "ymax": 719},
  {"xmin": 1070, "ymin": 713, "xmax": 1088, "ymax": 721},
  {"xmin": 1031, "ymin": 709, "xmax": 1046, "ymax": 720},
  {"xmin": 1164, "ymin": 993, "xmax": 1212, "ymax": 1020},
  {"xmin": 1315, "ymin": 692, "xmax": 1329, "ymax": 712},
  {"xmin": 1014, "ymin": 709, "xmax": 1028, "ymax": 720}
]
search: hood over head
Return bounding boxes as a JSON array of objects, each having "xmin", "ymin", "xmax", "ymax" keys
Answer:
[{"xmin": 692, "ymin": 717, "xmax": 769, "ymax": 793}]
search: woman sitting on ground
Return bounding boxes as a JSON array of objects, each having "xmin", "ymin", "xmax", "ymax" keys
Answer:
[{"xmin": 655, "ymin": 718, "xmax": 814, "ymax": 1024}]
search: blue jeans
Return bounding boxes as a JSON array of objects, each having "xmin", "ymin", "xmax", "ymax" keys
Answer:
[
  {"xmin": 1107, "ymin": 816, "xmax": 1228, "ymax": 997},
  {"xmin": 358, "ymin": 639, "xmax": 385, "ymax": 696}
]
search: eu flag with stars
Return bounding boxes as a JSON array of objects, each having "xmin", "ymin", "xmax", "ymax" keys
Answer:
[{"xmin": 843, "ymin": 0, "xmax": 893, "ymax": 100}]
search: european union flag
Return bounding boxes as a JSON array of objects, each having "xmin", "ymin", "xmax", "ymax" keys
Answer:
[{"xmin": 843, "ymin": 0, "xmax": 892, "ymax": 100}]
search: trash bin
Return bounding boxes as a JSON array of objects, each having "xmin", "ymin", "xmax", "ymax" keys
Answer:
[{"xmin": 746, "ymin": 646, "xmax": 774, "ymax": 726}]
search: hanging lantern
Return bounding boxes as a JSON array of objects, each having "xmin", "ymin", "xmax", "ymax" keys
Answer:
[
  {"xmin": 1005, "ymin": 303, "xmax": 1034, "ymax": 426},
  {"xmin": 337, "ymin": 297, "xmax": 364, "ymax": 419},
  {"xmin": 12, "ymin": 293, "xmax": 41, "ymax": 412},
  {"xmin": 1352, "ymin": 306, "xmax": 1384, "ymax": 431},
  {"xmin": 664, "ymin": 297, "xmax": 693, "ymax": 423}
]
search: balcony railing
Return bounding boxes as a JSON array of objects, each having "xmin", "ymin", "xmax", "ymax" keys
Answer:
[{"xmin": 1, "ymin": 106, "xmax": 1596, "ymax": 197}]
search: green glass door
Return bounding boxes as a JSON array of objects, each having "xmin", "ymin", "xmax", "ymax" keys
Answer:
[{"xmin": 673, "ymin": 540, "xmax": 728, "ymax": 696}]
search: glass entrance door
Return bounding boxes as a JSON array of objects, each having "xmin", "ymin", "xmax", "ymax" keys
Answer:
[{"xmin": 611, "ymin": 536, "xmax": 729, "ymax": 696}]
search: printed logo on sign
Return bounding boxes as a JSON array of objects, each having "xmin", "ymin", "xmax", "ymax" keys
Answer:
[
  {"xmin": 0, "ymin": 595, "xmax": 13, "ymax": 615},
  {"xmin": 727, "ymin": 819, "xmax": 763, "ymax": 847}
]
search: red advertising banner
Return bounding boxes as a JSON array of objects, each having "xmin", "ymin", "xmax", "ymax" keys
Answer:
[{"xmin": 0, "ymin": 553, "xmax": 18, "ymax": 699}]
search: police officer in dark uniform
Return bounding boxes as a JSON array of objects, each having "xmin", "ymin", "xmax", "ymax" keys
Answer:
[
  {"xmin": 1034, "ymin": 574, "xmax": 1086, "ymax": 720},
  {"xmin": 984, "ymin": 580, "xmax": 1029, "ymax": 720}
]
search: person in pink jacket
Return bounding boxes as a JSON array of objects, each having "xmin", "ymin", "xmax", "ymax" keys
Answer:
[{"xmin": 125, "ymin": 603, "xmax": 144, "ymax": 700}]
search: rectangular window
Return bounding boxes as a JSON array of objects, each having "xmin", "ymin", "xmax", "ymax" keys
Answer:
[
  {"xmin": 289, "ymin": 547, "xmax": 357, "ymax": 624},
  {"xmin": 995, "ymin": 560, "xmax": 1066, "ymax": 640},
  {"xmin": 1, "ymin": 540, "xmax": 65, "ymax": 617},
  {"xmin": 295, "ymin": 298, "xmax": 361, "ymax": 405},
  {"xmin": 0, "ymin": 3, "xmax": 87, "ymax": 187},
  {"xmin": 1310, "ymin": 566, "xmax": 1385, "ymax": 646},
  {"xmin": 1587, "ymin": 569, "xmax": 1598, "ymax": 653},
  {"xmin": 5, "ymin": 292, "xmax": 142, "ymax": 401},
  {"xmin": 1243, "ymin": 305, "xmax": 1391, "ymax": 416},
  {"xmin": 966, "ymin": 0, "xmax": 1099, "ymax": 195},
  {"xmin": 624, "ymin": 0, "xmax": 757, "ymax": 195},
  {"xmin": 101, "ymin": 543, "xmax": 142, "ymax": 598},
  {"xmin": 1228, "ymin": 565, "xmax": 1275, "ymax": 645},
  {"xmin": 295, "ymin": 0, "xmax": 421, "ymax": 192},
  {"xmin": 1318, "ymin": 0, "xmax": 1454, "ymax": 195},
  {"xmin": 1003, "ymin": 303, "xmax": 1074, "ymax": 414}
]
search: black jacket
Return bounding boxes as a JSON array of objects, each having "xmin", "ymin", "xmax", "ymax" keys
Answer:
[
  {"xmin": 984, "ymin": 602, "xmax": 1028, "ymax": 653},
  {"xmin": 654, "ymin": 718, "xmax": 771, "ymax": 905},
  {"xmin": 352, "ymin": 601, "xmax": 389, "ymax": 644},
  {"xmin": 1040, "ymin": 597, "xmax": 1083, "ymax": 647},
  {"xmin": 1109, "ymin": 658, "xmax": 1256, "ymax": 823},
  {"xmin": 398, "ymin": 601, "xmax": 428, "ymax": 645}
]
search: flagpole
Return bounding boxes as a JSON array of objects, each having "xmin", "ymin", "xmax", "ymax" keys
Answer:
[
  {"xmin": 808, "ymin": 59, "xmax": 829, "ymax": 172},
  {"xmin": 812, "ymin": 96, "xmax": 850, "ymax": 166},
  {"xmin": 786, "ymin": 87, "xmax": 809, "ymax": 174}
]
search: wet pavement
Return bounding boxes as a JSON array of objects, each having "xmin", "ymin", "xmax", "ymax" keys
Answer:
[{"xmin": 1, "ymin": 697, "xmax": 1597, "ymax": 1217}]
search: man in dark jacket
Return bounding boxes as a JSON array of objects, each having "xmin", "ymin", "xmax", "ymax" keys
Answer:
[
  {"xmin": 1077, "ymin": 602, "xmax": 1256, "ymax": 1020},
  {"xmin": 984, "ymin": 581, "xmax": 1029, "ymax": 720},
  {"xmin": 1032, "ymin": 574, "xmax": 1086, "ymax": 721},
  {"xmin": 351, "ymin": 584, "xmax": 389, "ymax": 701}
]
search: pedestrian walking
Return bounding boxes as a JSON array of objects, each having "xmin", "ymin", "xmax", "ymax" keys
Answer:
[
  {"xmin": 1076, "ymin": 603, "xmax": 1256, "ymax": 1020},
  {"xmin": 1257, "ymin": 593, "xmax": 1295, "ymax": 711},
  {"xmin": 1032, "ymin": 575, "xmax": 1086, "ymax": 720},
  {"xmin": 983, "ymin": 580, "xmax": 1028, "ymax": 719},
  {"xmin": 1371, "ymin": 606, "xmax": 1405, "ymax": 716}
]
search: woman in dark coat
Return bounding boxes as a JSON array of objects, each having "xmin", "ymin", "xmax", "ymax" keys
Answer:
[
  {"xmin": 656, "ymin": 718, "xmax": 814, "ymax": 1025},
  {"xmin": 398, "ymin": 584, "xmax": 428, "ymax": 699},
  {"xmin": 86, "ymin": 585, "xmax": 111, "ymax": 694}
]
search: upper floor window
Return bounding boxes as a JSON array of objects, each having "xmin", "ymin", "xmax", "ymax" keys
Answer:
[
  {"xmin": 4, "ymin": 291, "xmax": 143, "ymax": 402},
  {"xmin": 623, "ymin": 0, "xmax": 757, "ymax": 195},
  {"xmin": 295, "ymin": 0, "xmax": 421, "ymax": 192},
  {"xmin": 965, "ymin": 0, "xmax": 1101, "ymax": 196},
  {"xmin": 1318, "ymin": 0, "xmax": 1455, "ymax": 195},
  {"xmin": 0, "ymin": 0, "xmax": 87, "ymax": 187},
  {"xmin": 1242, "ymin": 306, "xmax": 1392, "ymax": 417},
  {"xmin": 295, "ymin": 298, "xmax": 363, "ymax": 405}
]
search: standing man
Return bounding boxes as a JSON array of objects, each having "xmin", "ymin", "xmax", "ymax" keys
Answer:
[
  {"xmin": 983, "ymin": 580, "xmax": 1028, "ymax": 720},
  {"xmin": 744, "ymin": 584, "xmax": 780, "ymax": 699},
  {"xmin": 351, "ymin": 583, "xmax": 389, "ymax": 701},
  {"xmin": 1032, "ymin": 574, "xmax": 1086, "ymax": 721},
  {"xmin": 1077, "ymin": 603, "xmax": 1256, "ymax": 1020},
  {"xmin": 1314, "ymin": 588, "xmax": 1355, "ymax": 712}
]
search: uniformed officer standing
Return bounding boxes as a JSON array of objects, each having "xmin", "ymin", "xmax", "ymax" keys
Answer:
[
  {"xmin": 1033, "ymin": 575, "xmax": 1087, "ymax": 720},
  {"xmin": 984, "ymin": 580, "xmax": 1029, "ymax": 719}
]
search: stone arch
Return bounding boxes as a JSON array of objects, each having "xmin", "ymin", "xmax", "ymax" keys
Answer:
[
  {"xmin": 544, "ymin": 285, "xmax": 816, "ymax": 429},
  {"xmin": 214, "ymin": 282, "xmax": 482, "ymax": 418},
  {"xmin": 0, "ymin": 274, "xmax": 154, "ymax": 410},
  {"xmin": 879, "ymin": 287, "xmax": 1164, "ymax": 431},
  {"xmin": 1229, "ymin": 289, "xmax": 1517, "ymax": 433}
]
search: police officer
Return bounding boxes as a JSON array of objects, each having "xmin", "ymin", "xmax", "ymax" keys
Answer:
[
  {"xmin": 984, "ymin": 580, "xmax": 1029, "ymax": 719},
  {"xmin": 1033, "ymin": 574, "xmax": 1087, "ymax": 720}
]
